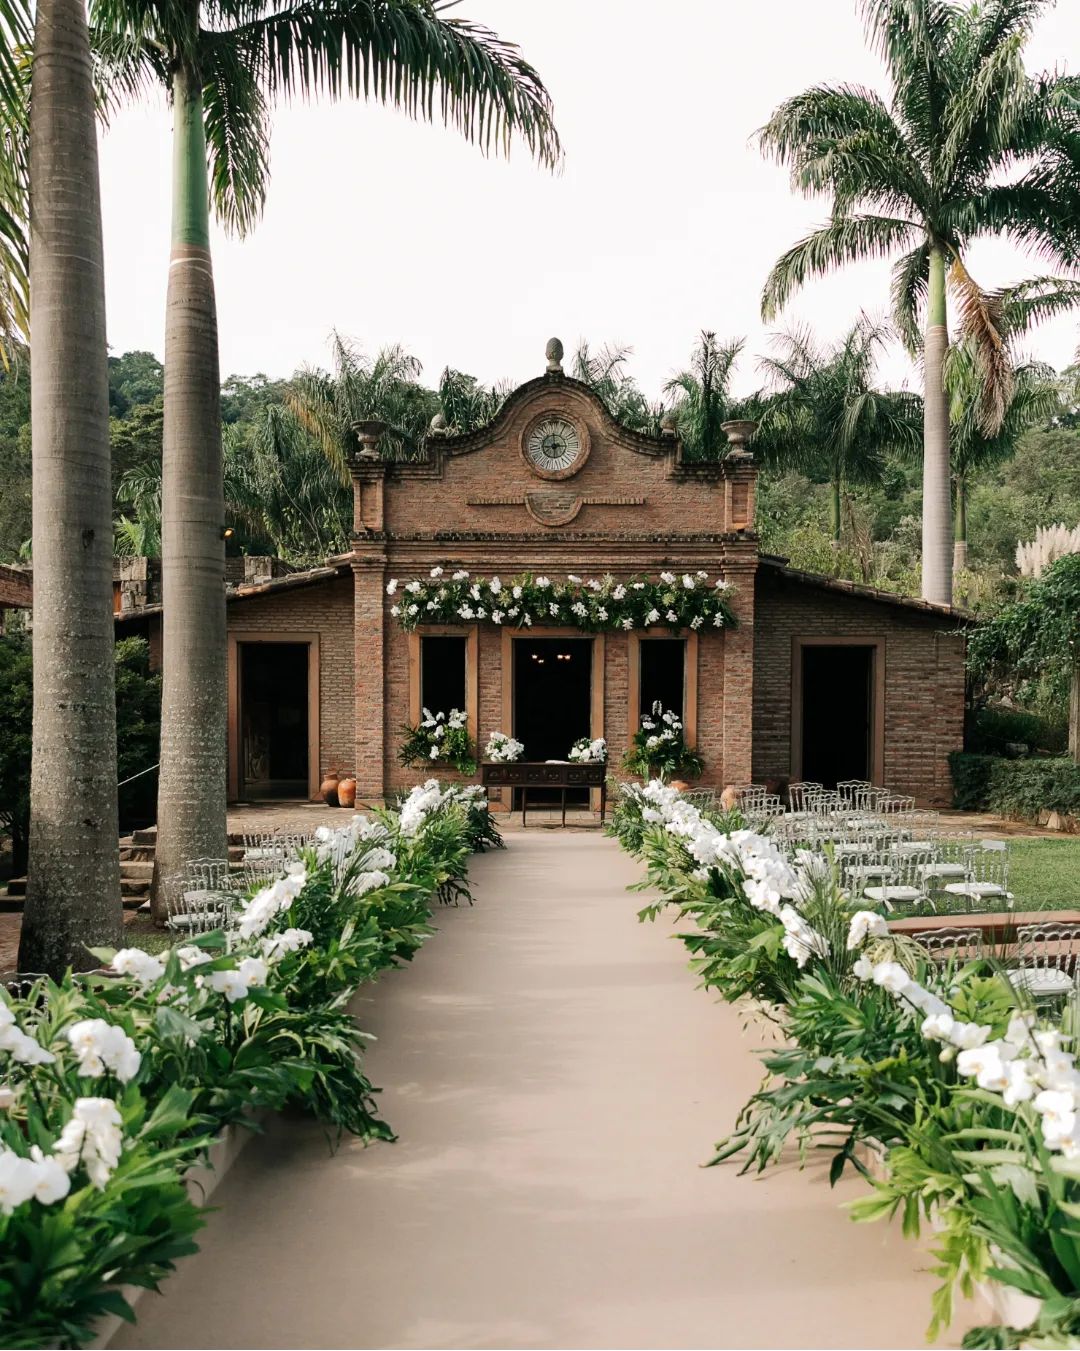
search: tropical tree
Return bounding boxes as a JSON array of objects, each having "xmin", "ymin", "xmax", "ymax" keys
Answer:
[
  {"xmin": 757, "ymin": 318, "xmax": 922, "ymax": 548},
  {"xmin": 87, "ymin": 3, "xmax": 561, "ymax": 902},
  {"xmin": 288, "ymin": 334, "xmax": 437, "ymax": 477},
  {"xmin": 571, "ymin": 340, "xmax": 662, "ymax": 433},
  {"xmin": 663, "ymin": 331, "xmax": 749, "ymax": 460},
  {"xmin": 19, "ymin": 0, "xmax": 122, "ymax": 974},
  {"xmin": 947, "ymin": 343, "xmax": 1061, "ymax": 572},
  {"xmin": 436, "ymin": 366, "xmax": 508, "ymax": 434},
  {"xmin": 758, "ymin": 0, "xmax": 1080, "ymax": 605}
]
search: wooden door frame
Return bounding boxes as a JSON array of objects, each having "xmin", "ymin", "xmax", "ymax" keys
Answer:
[
  {"xmin": 626, "ymin": 630, "xmax": 699, "ymax": 748},
  {"xmin": 228, "ymin": 632, "xmax": 321, "ymax": 802},
  {"xmin": 500, "ymin": 627, "xmax": 606, "ymax": 810},
  {"xmin": 407, "ymin": 625, "xmax": 480, "ymax": 746},
  {"xmin": 790, "ymin": 635, "xmax": 885, "ymax": 786}
]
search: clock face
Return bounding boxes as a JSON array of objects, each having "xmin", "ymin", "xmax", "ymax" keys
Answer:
[{"xmin": 525, "ymin": 417, "xmax": 581, "ymax": 474}]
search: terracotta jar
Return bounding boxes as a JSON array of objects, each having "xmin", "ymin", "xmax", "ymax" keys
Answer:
[
  {"xmin": 320, "ymin": 770, "xmax": 340, "ymax": 807},
  {"xmin": 670, "ymin": 779, "xmax": 690, "ymax": 791},
  {"xmin": 337, "ymin": 775, "xmax": 357, "ymax": 809}
]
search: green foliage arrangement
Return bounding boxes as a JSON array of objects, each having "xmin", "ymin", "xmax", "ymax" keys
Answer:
[
  {"xmin": 949, "ymin": 752, "xmax": 1080, "ymax": 820},
  {"xmin": 398, "ymin": 708, "xmax": 477, "ymax": 775},
  {"xmin": 609, "ymin": 779, "xmax": 1080, "ymax": 1346},
  {"xmin": 386, "ymin": 568, "xmax": 736, "ymax": 635},
  {"xmin": 622, "ymin": 703, "xmax": 703, "ymax": 782},
  {"xmin": 0, "ymin": 782, "xmax": 495, "ymax": 1347}
]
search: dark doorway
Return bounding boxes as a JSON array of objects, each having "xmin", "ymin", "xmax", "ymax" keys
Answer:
[
  {"xmin": 240, "ymin": 642, "xmax": 309, "ymax": 798},
  {"xmin": 420, "ymin": 635, "xmax": 467, "ymax": 716},
  {"xmin": 800, "ymin": 644, "xmax": 873, "ymax": 788},
  {"xmin": 639, "ymin": 638, "xmax": 685, "ymax": 719},
  {"xmin": 513, "ymin": 637, "xmax": 593, "ymax": 803}
]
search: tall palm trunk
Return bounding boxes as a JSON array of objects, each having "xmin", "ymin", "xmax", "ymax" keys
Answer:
[
  {"xmin": 19, "ymin": 0, "xmax": 121, "ymax": 974},
  {"xmin": 830, "ymin": 477, "xmax": 842, "ymax": 547},
  {"xmin": 153, "ymin": 56, "xmax": 227, "ymax": 917},
  {"xmin": 1070, "ymin": 662, "xmax": 1079, "ymax": 766},
  {"xmin": 952, "ymin": 473, "xmax": 968, "ymax": 574},
  {"xmin": 922, "ymin": 242, "xmax": 953, "ymax": 606}
]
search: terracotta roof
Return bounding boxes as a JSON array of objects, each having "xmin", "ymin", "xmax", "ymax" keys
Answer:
[
  {"xmin": 115, "ymin": 561, "xmax": 351, "ymax": 623},
  {"xmin": 758, "ymin": 556, "xmax": 974, "ymax": 623}
]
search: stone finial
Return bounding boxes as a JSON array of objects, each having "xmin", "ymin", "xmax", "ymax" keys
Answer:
[
  {"xmin": 353, "ymin": 417, "xmax": 387, "ymax": 459},
  {"xmin": 545, "ymin": 336, "xmax": 564, "ymax": 374},
  {"xmin": 429, "ymin": 411, "xmax": 448, "ymax": 435},
  {"xmin": 721, "ymin": 419, "xmax": 758, "ymax": 459},
  {"xmin": 660, "ymin": 408, "xmax": 678, "ymax": 436}
]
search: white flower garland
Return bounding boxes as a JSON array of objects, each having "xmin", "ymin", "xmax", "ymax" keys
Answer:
[{"xmin": 386, "ymin": 567, "xmax": 736, "ymax": 634}]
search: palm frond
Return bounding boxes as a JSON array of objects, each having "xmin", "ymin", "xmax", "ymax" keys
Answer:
[
  {"xmin": 221, "ymin": 0, "xmax": 561, "ymax": 169},
  {"xmin": 761, "ymin": 214, "xmax": 919, "ymax": 319},
  {"xmin": 202, "ymin": 38, "xmax": 270, "ymax": 236},
  {"xmin": 947, "ymin": 253, "xmax": 1012, "ymax": 435}
]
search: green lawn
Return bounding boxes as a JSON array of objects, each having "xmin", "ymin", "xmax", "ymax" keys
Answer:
[{"xmin": 1007, "ymin": 838, "xmax": 1080, "ymax": 912}]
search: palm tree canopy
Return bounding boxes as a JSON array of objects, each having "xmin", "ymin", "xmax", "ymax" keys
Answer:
[
  {"xmin": 663, "ymin": 331, "xmax": 748, "ymax": 460},
  {"xmin": 90, "ymin": 0, "xmax": 561, "ymax": 237},
  {"xmin": 758, "ymin": 0, "xmax": 1080, "ymax": 425},
  {"xmin": 757, "ymin": 315, "xmax": 922, "ymax": 484},
  {"xmin": 946, "ymin": 341, "xmax": 1061, "ymax": 480},
  {"xmin": 571, "ymin": 340, "xmax": 663, "ymax": 434},
  {"xmin": 288, "ymin": 332, "xmax": 436, "ymax": 476}
]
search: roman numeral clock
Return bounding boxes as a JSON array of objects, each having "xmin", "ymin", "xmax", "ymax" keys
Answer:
[{"xmin": 521, "ymin": 413, "xmax": 590, "ymax": 480}]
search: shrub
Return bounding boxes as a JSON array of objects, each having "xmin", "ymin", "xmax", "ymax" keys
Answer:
[
  {"xmin": 967, "ymin": 704, "xmax": 1067, "ymax": 756},
  {"xmin": 949, "ymin": 751, "xmax": 1080, "ymax": 818}
]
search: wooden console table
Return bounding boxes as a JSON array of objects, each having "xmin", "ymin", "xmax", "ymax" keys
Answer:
[{"xmin": 480, "ymin": 761, "xmax": 607, "ymax": 827}]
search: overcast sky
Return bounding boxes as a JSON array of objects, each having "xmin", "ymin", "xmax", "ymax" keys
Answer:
[{"xmin": 97, "ymin": 0, "xmax": 1080, "ymax": 400}]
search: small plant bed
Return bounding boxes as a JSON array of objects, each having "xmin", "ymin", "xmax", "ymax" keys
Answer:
[{"xmin": 0, "ymin": 782, "xmax": 496, "ymax": 1348}]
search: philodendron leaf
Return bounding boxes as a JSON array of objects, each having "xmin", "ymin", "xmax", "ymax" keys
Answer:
[{"xmin": 142, "ymin": 1083, "xmax": 196, "ymax": 1141}]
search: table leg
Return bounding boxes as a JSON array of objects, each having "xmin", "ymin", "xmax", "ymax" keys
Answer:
[
  {"xmin": 600, "ymin": 782, "xmax": 606, "ymax": 825},
  {"xmin": 522, "ymin": 787, "xmax": 528, "ymax": 828},
  {"xmin": 561, "ymin": 788, "xmax": 567, "ymax": 828}
]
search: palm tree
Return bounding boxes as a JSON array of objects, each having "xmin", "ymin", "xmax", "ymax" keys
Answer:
[
  {"xmin": 19, "ymin": 0, "xmax": 122, "ymax": 975},
  {"xmin": 757, "ymin": 318, "xmax": 922, "ymax": 548},
  {"xmin": 946, "ymin": 344, "xmax": 1061, "ymax": 572},
  {"xmin": 89, "ymin": 4, "xmax": 560, "ymax": 899},
  {"xmin": 288, "ymin": 334, "xmax": 437, "ymax": 478},
  {"xmin": 663, "ymin": 331, "xmax": 748, "ymax": 460},
  {"xmin": 758, "ymin": 0, "xmax": 1080, "ymax": 605},
  {"xmin": 436, "ymin": 366, "xmax": 508, "ymax": 434},
  {"xmin": 571, "ymin": 340, "xmax": 662, "ymax": 433}
]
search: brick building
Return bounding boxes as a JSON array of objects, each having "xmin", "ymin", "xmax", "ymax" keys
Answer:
[{"xmin": 118, "ymin": 344, "xmax": 969, "ymax": 806}]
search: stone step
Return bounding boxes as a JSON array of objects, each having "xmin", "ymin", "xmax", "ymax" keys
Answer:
[
  {"xmin": 120, "ymin": 878, "xmax": 150, "ymax": 897},
  {"xmin": 120, "ymin": 860, "xmax": 155, "ymax": 880}
]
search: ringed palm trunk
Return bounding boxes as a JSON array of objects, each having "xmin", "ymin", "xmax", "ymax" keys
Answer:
[
  {"xmin": 153, "ymin": 58, "xmax": 228, "ymax": 918},
  {"xmin": 830, "ymin": 477, "xmax": 842, "ymax": 551},
  {"xmin": 19, "ymin": 0, "xmax": 122, "ymax": 974},
  {"xmin": 922, "ymin": 243, "xmax": 954, "ymax": 606},
  {"xmin": 952, "ymin": 473, "xmax": 968, "ymax": 575},
  {"xmin": 1070, "ymin": 662, "xmax": 1079, "ymax": 766}
]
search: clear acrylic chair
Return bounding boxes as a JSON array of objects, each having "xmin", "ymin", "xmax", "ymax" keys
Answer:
[
  {"xmin": 942, "ymin": 840, "xmax": 1012, "ymax": 907},
  {"xmin": 863, "ymin": 849, "xmax": 933, "ymax": 913},
  {"xmin": 919, "ymin": 926, "xmax": 983, "ymax": 964},
  {"xmin": 1011, "ymin": 923, "xmax": 1080, "ymax": 1001}
]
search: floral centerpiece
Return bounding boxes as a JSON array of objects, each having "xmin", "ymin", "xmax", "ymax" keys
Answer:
[
  {"xmin": 622, "ymin": 702, "xmax": 703, "ymax": 781},
  {"xmin": 568, "ymin": 736, "xmax": 607, "ymax": 764},
  {"xmin": 386, "ymin": 567, "xmax": 736, "ymax": 634},
  {"xmin": 485, "ymin": 731, "xmax": 525, "ymax": 763},
  {"xmin": 398, "ymin": 707, "xmax": 476, "ymax": 774}
]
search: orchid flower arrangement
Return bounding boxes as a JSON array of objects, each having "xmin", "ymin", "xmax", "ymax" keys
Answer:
[
  {"xmin": 485, "ymin": 731, "xmax": 525, "ymax": 763},
  {"xmin": 611, "ymin": 778, "xmax": 1080, "ymax": 1346},
  {"xmin": 0, "ymin": 782, "xmax": 498, "ymax": 1346},
  {"xmin": 398, "ymin": 707, "xmax": 477, "ymax": 775},
  {"xmin": 386, "ymin": 567, "xmax": 736, "ymax": 634},
  {"xmin": 568, "ymin": 736, "xmax": 607, "ymax": 764},
  {"xmin": 623, "ymin": 703, "xmax": 703, "ymax": 781}
]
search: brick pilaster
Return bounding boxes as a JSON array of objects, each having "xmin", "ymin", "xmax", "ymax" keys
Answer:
[
  {"xmin": 351, "ymin": 551, "xmax": 388, "ymax": 799},
  {"xmin": 721, "ymin": 554, "xmax": 758, "ymax": 787}
]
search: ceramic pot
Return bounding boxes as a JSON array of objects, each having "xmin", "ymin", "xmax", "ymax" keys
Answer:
[
  {"xmin": 320, "ymin": 770, "xmax": 340, "ymax": 807},
  {"xmin": 670, "ymin": 779, "xmax": 690, "ymax": 791},
  {"xmin": 337, "ymin": 776, "xmax": 357, "ymax": 809}
]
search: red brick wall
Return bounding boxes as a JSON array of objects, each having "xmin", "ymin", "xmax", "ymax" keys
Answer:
[
  {"xmin": 226, "ymin": 576, "xmax": 355, "ymax": 783},
  {"xmin": 752, "ymin": 569, "xmax": 966, "ymax": 803}
]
